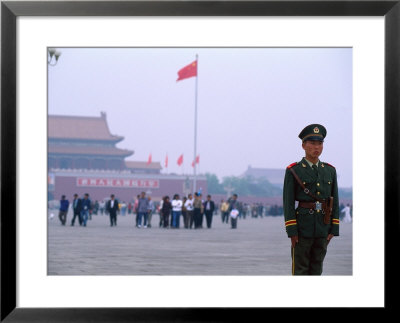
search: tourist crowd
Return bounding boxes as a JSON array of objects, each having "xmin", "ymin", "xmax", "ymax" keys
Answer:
[{"xmin": 53, "ymin": 192, "xmax": 351, "ymax": 229}]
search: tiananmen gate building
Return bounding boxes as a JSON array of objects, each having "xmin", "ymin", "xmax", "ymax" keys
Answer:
[{"xmin": 48, "ymin": 113, "xmax": 207, "ymax": 203}]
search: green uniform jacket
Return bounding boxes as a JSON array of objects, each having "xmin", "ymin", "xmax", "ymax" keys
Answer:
[{"xmin": 283, "ymin": 157, "xmax": 340, "ymax": 238}]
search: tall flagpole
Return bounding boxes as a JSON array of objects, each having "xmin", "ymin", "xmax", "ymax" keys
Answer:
[{"xmin": 193, "ymin": 54, "xmax": 198, "ymax": 194}]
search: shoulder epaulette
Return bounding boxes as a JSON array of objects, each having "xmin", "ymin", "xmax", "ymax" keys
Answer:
[
  {"xmin": 287, "ymin": 162, "xmax": 298, "ymax": 169},
  {"xmin": 324, "ymin": 162, "xmax": 335, "ymax": 168}
]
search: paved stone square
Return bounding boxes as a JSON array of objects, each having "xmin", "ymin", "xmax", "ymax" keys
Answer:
[{"xmin": 48, "ymin": 211, "xmax": 352, "ymax": 275}]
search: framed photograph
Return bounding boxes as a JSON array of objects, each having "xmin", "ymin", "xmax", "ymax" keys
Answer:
[{"xmin": 2, "ymin": 0, "xmax": 398, "ymax": 321}]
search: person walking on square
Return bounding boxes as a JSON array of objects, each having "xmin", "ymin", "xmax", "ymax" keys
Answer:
[
  {"xmin": 171, "ymin": 194, "xmax": 183, "ymax": 228},
  {"xmin": 88, "ymin": 200, "xmax": 93, "ymax": 220},
  {"xmin": 80, "ymin": 193, "xmax": 92, "ymax": 227},
  {"xmin": 193, "ymin": 192, "xmax": 203, "ymax": 229},
  {"xmin": 58, "ymin": 195, "xmax": 69, "ymax": 226},
  {"xmin": 133, "ymin": 194, "xmax": 140, "ymax": 227},
  {"xmin": 120, "ymin": 201, "xmax": 127, "ymax": 216},
  {"xmin": 228, "ymin": 194, "xmax": 239, "ymax": 229},
  {"xmin": 147, "ymin": 196, "xmax": 155, "ymax": 228},
  {"xmin": 93, "ymin": 200, "xmax": 99, "ymax": 215},
  {"xmin": 70, "ymin": 193, "xmax": 82, "ymax": 226},
  {"xmin": 283, "ymin": 124, "xmax": 339, "ymax": 275},
  {"xmin": 203, "ymin": 195, "xmax": 215, "ymax": 229},
  {"xmin": 128, "ymin": 202, "xmax": 132, "ymax": 215},
  {"xmin": 181, "ymin": 196, "xmax": 188, "ymax": 228},
  {"xmin": 106, "ymin": 194, "xmax": 119, "ymax": 227},
  {"xmin": 158, "ymin": 197, "xmax": 164, "ymax": 227},
  {"xmin": 99, "ymin": 200, "xmax": 105, "ymax": 215},
  {"xmin": 184, "ymin": 193, "xmax": 194, "ymax": 229},
  {"xmin": 161, "ymin": 196, "xmax": 172, "ymax": 228},
  {"xmin": 199, "ymin": 193, "xmax": 205, "ymax": 228},
  {"xmin": 341, "ymin": 204, "xmax": 352, "ymax": 223},
  {"xmin": 137, "ymin": 192, "xmax": 148, "ymax": 228},
  {"xmin": 220, "ymin": 199, "xmax": 229, "ymax": 223}
]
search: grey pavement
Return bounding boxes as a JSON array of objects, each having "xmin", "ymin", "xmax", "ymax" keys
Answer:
[{"xmin": 48, "ymin": 211, "xmax": 352, "ymax": 275}]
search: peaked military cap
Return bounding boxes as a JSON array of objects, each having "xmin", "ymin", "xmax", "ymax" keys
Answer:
[{"xmin": 298, "ymin": 124, "xmax": 326, "ymax": 142}]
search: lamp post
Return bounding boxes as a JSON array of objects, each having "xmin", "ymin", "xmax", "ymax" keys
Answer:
[
  {"xmin": 224, "ymin": 184, "xmax": 234, "ymax": 199},
  {"xmin": 48, "ymin": 48, "xmax": 61, "ymax": 66},
  {"xmin": 183, "ymin": 177, "xmax": 191, "ymax": 197}
]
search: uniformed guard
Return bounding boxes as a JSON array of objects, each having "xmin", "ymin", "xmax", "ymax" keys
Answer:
[{"xmin": 283, "ymin": 124, "xmax": 339, "ymax": 275}]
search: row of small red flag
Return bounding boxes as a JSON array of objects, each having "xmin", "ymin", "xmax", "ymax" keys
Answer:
[{"xmin": 147, "ymin": 153, "xmax": 200, "ymax": 168}]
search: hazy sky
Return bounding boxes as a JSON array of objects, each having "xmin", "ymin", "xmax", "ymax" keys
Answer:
[{"xmin": 48, "ymin": 47, "xmax": 352, "ymax": 187}]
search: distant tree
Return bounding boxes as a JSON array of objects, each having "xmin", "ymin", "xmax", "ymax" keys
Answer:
[
  {"xmin": 338, "ymin": 188, "xmax": 352, "ymax": 199},
  {"xmin": 222, "ymin": 176, "xmax": 251, "ymax": 196},
  {"xmin": 205, "ymin": 173, "xmax": 283, "ymax": 197},
  {"xmin": 205, "ymin": 173, "xmax": 225, "ymax": 194},
  {"xmin": 220, "ymin": 175, "xmax": 282, "ymax": 197},
  {"xmin": 205, "ymin": 171, "xmax": 351, "ymax": 200},
  {"xmin": 252, "ymin": 177, "xmax": 282, "ymax": 197}
]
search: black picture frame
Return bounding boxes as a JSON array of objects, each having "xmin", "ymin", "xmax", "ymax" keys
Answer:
[{"xmin": 1, "ymin": 0, "xmax": 398, "ymax": 321}]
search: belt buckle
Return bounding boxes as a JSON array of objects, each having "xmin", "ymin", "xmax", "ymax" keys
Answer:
[{"xmin": 315, "ymin": 201, "xmax": 322, "ymax": 211}]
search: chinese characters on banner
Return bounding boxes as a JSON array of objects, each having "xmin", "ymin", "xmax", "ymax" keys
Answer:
[{"xmin": 77, "ymin": 178, "xmax": 159, "ymax": 188}]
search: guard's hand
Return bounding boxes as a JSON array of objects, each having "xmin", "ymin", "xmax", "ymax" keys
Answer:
[
  {"xmin": 291, "ymin": 236, "xmax": 298, "ymax": 248},
  {"xmin": 327, "ymin": 234, "xmax": 334, "ymax": 244}
]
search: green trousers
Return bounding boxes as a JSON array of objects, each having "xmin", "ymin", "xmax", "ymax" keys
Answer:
[{"xmin": 291, "ymin": 237, "xmax": 328, "ymax": 275}]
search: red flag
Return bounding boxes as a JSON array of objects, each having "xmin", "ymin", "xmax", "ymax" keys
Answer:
[
  {"xmin": 165, "ymin": 154, "xmax": 168, "ymax": 168},
  {"xmin": 177, "ymin": 60, "xmax": 197, "ymax": 81},
  {"xmin": 147, "ymin": 153, "xmax": 152, "ymax": 165},
  {"xmin": 191, "ymin": 155, "xmax": 200, "ymax": 167},
  {"xmin": 177, "ymin": 154, "xmax": 183, "ymax": 166}
]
